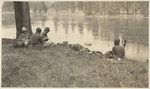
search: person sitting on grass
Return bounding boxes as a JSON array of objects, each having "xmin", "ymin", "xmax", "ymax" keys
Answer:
[
  {"xmin": 30, "ymin": 27, "xmax": 43, "ymax": 46},
  {"xmin": 41, "ymin": 27, "xmax": 50, "ymax": 43},
  {"xmin": 12, "ymin": 27, "xmax": 31, "ymax": 48},
  {"xmin": 112, "ymin": 38, "xmax": 125, "ymax": 60}
]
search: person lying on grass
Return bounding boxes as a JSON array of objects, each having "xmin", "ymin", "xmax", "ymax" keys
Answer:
[
  {"xmin": 41, "ymin": 27, "xmax": 50, "ymax": 43},
  {"xmin": 12, "ymin": 27, "xmax": 31, "ymax": 48}
]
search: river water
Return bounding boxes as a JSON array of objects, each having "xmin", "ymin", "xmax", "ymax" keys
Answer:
[{"xmin": 2, "ymin": 12, "xmax": 148, "ymax": 61}]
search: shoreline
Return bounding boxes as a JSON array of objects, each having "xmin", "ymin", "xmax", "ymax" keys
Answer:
[{"xmin": 2, "ymin": 38, "xmax": 148, "ymax": 63}]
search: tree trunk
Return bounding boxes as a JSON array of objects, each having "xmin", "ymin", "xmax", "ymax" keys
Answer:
[{"xmin": 13, "ymin": 2, "xmax": 33, "ymax": 38}]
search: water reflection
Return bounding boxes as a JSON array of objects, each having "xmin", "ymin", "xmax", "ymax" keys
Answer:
[
  {"xmin": 85, "ymin": 17, "xmax": 92, "ymax": 32},
  {"xmin": 71, "ymin": 22, "xmax": 76, "ymax": 33},
  {"xmin": 62, "ymin": 21, "xmax": 69, "ymax": 34},
  {"xmin": 78, "ymin": 21, "xmax": 84, "ymax": 34},
  {"xmin": 90, "ymin": 18, "xmax": 100, "ymax": 39},
  {"xmin": 54, "ymin": 21, "xmax": 58, "ymax": 33},
  {"xmin": 2, "ymin": 13, "xmax": 148, "ymax": 61},
  {"xmin": 53, "ymin": 16, "xmax": 59, "ymax": 33}
]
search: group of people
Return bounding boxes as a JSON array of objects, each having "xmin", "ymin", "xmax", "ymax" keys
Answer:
[
  {"xmin": 13, "ymin": 26, "xmax": 126, "ymax": 60},
  {"xmin": 106, "ymin": 37, "xmax": 126, "ymax": 60},
  {"xmin": 13, "ymin": 27, "xmax": 50, "ymax": 48}
]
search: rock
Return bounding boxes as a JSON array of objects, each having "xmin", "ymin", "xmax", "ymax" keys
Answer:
[
  {"xmin": 57, "ymin": 42, "xmax": 61, "ymax": 45},
  {"xmin": 91, "ymin": 51, "xmax": 103, "ymax": 58},
  {"xmin": 84, "ymin": 42, "xmax": 92, "ymax": 46},
  {"xmin": 80, "ymin": 47, "xmax": 90, "ymax": 52},
  {"xmin": 92, "ymin": 51, "xmax": 99, "ymax": 54},
  {"xmin": 57, "ymin": 41, "xmax": 69, "ymax": 47},
  {"xmin": 57, "ymin": 42, "xmax": 64, "ymax": 46},
  {"xmin": 104, "ymin": 51, "xmax": 114, "ymax": 59},
  {"xmin": 71, "ymin": 44, "xmax": 83, "ymax": 51},
  {"xmin": 62, "ymin": 41, "xmax": 68, "ymax": 47},
  {"xmin": 68, "ymin": 44, "xmax": 72, "ymax": 48},
  {"xmin": 85, "ymin": 48, "xmax": 90, "ymax": 52},
  {"xmin": 96, "ymin": 51, "xmax": 103, "ymax": 58},
  {"xmin": 63, "ymin": 41, "xmax": 68, "ymax": 45},
  {"xmin": 71, "ymin": 45, "xmax": 79, "ymax": 51}
]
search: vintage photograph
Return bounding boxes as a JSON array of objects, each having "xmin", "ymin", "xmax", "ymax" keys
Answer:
[{"xmin": 1, "ymin": 1, "xmax": 148, "ymax": 87}]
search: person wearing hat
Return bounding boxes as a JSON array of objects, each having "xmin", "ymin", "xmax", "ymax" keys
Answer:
[
  {"xmin": 15, "ymin": 27, "xmax": 31, "ymax": 47},
  {"xmin": 112, "ymin": 38, "xmax": 125, "ymax": 60},
  {"xmin": 41, "ymin": 27, "xmax": 50, "ymax": 43},
  {"xmin": 30, "ymin": 27, "xmax": 43, "ymax": 46}
]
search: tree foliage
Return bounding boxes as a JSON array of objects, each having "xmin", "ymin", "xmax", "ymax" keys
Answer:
[
  {"xmin": 2, "ymin": 1, "xmax": 149, "ymax": 17},
  {"xmin": 52, "ymin": 1, "xmax": 149, "ymax": 17}
]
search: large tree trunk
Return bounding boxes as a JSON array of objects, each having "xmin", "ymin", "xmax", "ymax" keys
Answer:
[{"xmin": 13, "ymin": 2, "xmax": 33, "ymax": 38}]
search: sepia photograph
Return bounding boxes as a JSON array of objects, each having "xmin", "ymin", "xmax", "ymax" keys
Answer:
[{"xmin": 1, "ymin": 1, "xmax": 149, "ymax": 87}]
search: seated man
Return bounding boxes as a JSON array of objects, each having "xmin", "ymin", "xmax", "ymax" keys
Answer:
[
  {"xmin": 112, "ymin": 38, "xmax": 125, "ymax": 60},
  {"xmin": 13, "ymin": 27, "xmax": 31, "ymax": 48},
  {"xmin": 30, "ymin": 27, "xmax": 43, "ymax": 46},
  {"xmin": 121, "ymin": 36, "xmax": 127, "ymax": 47},
  {"xmin": 41, "ymin": 27, "xmax": 50, "ymax": 43},
  {"xmin": 118, "ymin": 35, "xmax": 127, "ymax": 47}
]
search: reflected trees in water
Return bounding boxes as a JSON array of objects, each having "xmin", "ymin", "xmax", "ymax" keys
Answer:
[
  {"xmin": 53, "ymin": 16, "xmax": 59, "ymax": 33},
  {"xmin": 85, "ymin": 17, "xmax": 92, "ymax": 32},
  {"xmin": 85, "ymin": 17, "xmax": 100, "ymax": 39},
  {"xmin": 71, "ymin": 22, "xmax": 76, "ymax": 33},
  {"xmin": 78, "ymin": 22, "xmax": 84, "ymax": 34},
  {"xmin": 54, "ymin": 21, "xmax": 58, "ymax": 33},
  {"xmin": 62, "ymin": 21, "xmax": 69, "ymax": 35},
  {"xmin": 90, "ymin": 18, "xmax": 100, "ymax": 39}
]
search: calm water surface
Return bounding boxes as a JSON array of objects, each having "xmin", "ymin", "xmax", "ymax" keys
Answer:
[{"xmin": 2, "ymin": 13, "xmax": 148, "ymax": 61}]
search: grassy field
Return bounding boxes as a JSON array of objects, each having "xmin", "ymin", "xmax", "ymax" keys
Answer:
[{"xmin": 2, "ymin": 39, "xmax": 148, "ymax": 87}]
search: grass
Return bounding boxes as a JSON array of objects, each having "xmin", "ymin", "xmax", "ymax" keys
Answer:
[{"xmin": 2, "ymin": 39, "xmax": 148, "ymax": 87}]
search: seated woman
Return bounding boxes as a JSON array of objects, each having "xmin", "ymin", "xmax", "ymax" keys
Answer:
[
  {"xmin": 41, "ymin": 27, "xmax": 50, "ymax": 43},
  {"xmin": 13, "ymin": 27, "xmax": 31, "ymax": 48},
  {"xmin": 112, "ymin": 38, "xmax": 125, "ymax": 60}
]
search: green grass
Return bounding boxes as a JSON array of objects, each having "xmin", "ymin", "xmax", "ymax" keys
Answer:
[{"xmin": 2, "ymin": 39, "xmax": 148, "ymax": 87}]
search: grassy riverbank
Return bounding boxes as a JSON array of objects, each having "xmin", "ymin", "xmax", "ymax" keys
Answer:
[{"xmin": 2, "ymin": 39, "xmax": 148, "ymax": 87}]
